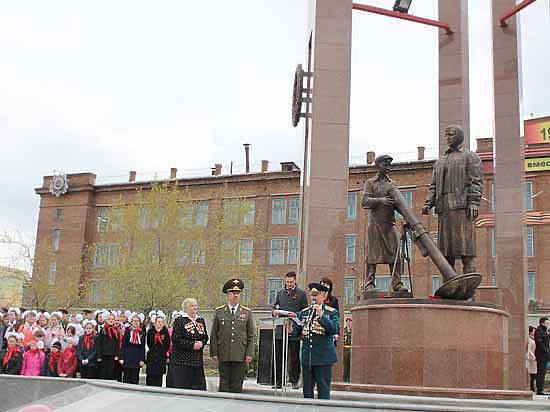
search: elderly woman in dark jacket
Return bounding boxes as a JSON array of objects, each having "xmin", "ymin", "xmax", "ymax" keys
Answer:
[
  {"xmin": 1, "ymin": 334, "xmax": 23, "ymax": 375},
  {"xmin": 167, "ymin": 298, "xmax": 209, "ymax": 390},
  {"xmin": 145, "ymin": 313, "xmax": 171, "ymax": 387}
]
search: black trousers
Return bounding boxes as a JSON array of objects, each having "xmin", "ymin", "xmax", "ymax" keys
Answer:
[
  {"xmin": 123, "ymin": 367, "xmax": 140, "ymax": 384},
  {"xmin": 115, "ymin": 359, "xmax": 123, "ymax": 382},
  {"xmin": 302, "ymin": 364, "xmax": 332, "ymax": 400},
  {"xmin": 536, "ymin": 361, "xmax": 547, "ymax": 393},
  {"xmin": 530, "ymin": 373, "xmax": 537, "ymax": 392},
  {"xmin": 219, "ymin": 361, "xmax": 246, "ymax": 393},
  {"xmin": 343, "ymin": 347, "xmax": 351, "ymax": 383},
  {"xmin": 80, "ymin": 364, "xmax": 96, "ymax": 379},
  {"xmin": 99, "ymin": 356, "xmax": 116, "ymax": 380},
  {"xmin": 273, "ymin": 339, "xmax": 301, "ymax": 386},
  {"xmin": 146, "ymin": 373, "xmax": 164, "ymax": 387}
]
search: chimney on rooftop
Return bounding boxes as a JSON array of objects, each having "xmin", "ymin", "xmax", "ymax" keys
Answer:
[
  {"xmin": 129, "ymin": 171, "xmax": 136, "ymax": 182},
  {"xmin": 366, "ymin": 151, "xmax": 376, "ymax": 165},
  {"xmin": 417, "ymin": 146, "xmax": 425, "ymax": 161},
  {"xmin": 170, "ymin": 168, "xmax": 177, "ymax": 179},
  {"xmin": 212, "ymin": 163, "xmax": 222, "ymax": 176},
  {"xmin": 261, "ymin": 160, "xmax": 269, "ymax": 173},
  {"xmin": 243, "ymin": 143, "xmax": 250, "ymax": 173}
]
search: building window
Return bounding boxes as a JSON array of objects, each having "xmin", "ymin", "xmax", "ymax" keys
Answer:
[
  {"xmin": 239, "ymin": 239, "xmax": 253, "ymax": 265},
  {"xmin": 402, "ymin": 277, "xmax": 411, "ymax": 290},
  {"xmin": 347, "ymin": 193, "xmax": 357, "ymax": 221},
  {"xmin": 51, "ymin": 229, "xmax": 61, "ymax": 252},
  {"xmin": 270, "ymin": 238, "xmax": 285, "ymax": 265},
  {"xmin": 375, "ymin": 276, "xmax": 391, "ymax": 292},
  {"xmin": 525, "ymin": 181, "xmax": 533, "ymax": 211},
  {"xmin": 49, "ymin": 261, "xmax": 57, "ymax": 286},
  {"xmin": 490, "ymin": 272, "xmax": 496, "ymax": 286},
  {"xmin": 395, "ymin": 191, "xmax": 413, "ymax": 219},
  {"xmin": 431, "ymin": 276, "xmax": 440, "ymax": 295},
  {"xmin": 288, "ymin": 198, "xmax": 300, "ymax": 224},
  {"xmin": 528, "ymin": 271, "xmax": 535, "ymax": 302},
  {"xmin": 242, "ymin": 199, "xmax": 255, "ymax": 225},
  {"xmin": 345, "ymin": 235, "xmax": 356, "ymax": 264},
  {"xmin": 287, "ymin": 237, "xmax": 298, "ymax": 264},
  {"xmin": 491, "ymin": 181, "xmax": 495, "ymax": 212},
  {"xmin": 267, "ymin": 278, "xmax": 283, "ymax": 305},
  {"xmin": 271, "ymin": 198, "xmax": 287, "ymax": 225},
  {"xmin": 526, "ymin": 226, "xmax": 534, "ymax": 257},
  {"xmin": 94, "ymin": 244, "xmax": 118, "ymax": 268},
  {"xmin": 491, "ymin": 228, "xmax": 496, "ymax": 257},
  {"xmin": 344, "ymin": 277, "xmax": 355, "ymax": 305},
  {"xmin": 196, "ymin": 201, "xmax": 209, "ymax": 226},
  {"xmin": 240, "ymin": 278, "xmax": 251, "ymax": 304},
  {"xmin": 400, "ymin": 233, "xmax": 413, "ymax": 258},
  {"xmin": 55, "ymin": 208, "xmax": 63, "ymax": 223},
  {"xmin": 177, "ymin": 240, "xmax": 206, "ymax": 266},
  {"xmin": 221, "ymin": 239, "xmax": 236, "ymax": 265},
  {"xmin": 98, "ymin": 207, "xmax": 109, "ymax": 232},
  {"xmin": 224, "ymin": 199, "xmax": 253, "ymax": 226},
  {"xmin": 88, "ymin": 279, "xmax": 99, "ymax": 304}
]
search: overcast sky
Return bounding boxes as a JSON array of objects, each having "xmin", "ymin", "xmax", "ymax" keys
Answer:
[{"xmin": 1, "ymin": 0, "xmax": 549, "ymax": 269}]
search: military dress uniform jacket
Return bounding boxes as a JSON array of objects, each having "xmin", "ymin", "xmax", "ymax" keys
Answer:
[
  {"xmin": 209, "ymin": 305, "xmax": 254, "ymax": 362},
  {"xmin": 292, "ymin": 304, "xmax": 339, "ymax": 366}
]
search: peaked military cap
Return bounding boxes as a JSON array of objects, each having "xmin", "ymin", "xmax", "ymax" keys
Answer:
[
  {"xmin": 307, "ymin": 282, "xmax": 329, "ymax": 294},
  {"xmin": 374, "ymin": 154, "xmax": 393, "ymax": 165},
  {"xmin": 222, "ymin": 278, "xmax": 245, "ymax": 294}
]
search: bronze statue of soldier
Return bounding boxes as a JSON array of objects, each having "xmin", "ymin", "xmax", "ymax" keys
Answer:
[
  {"xmin": 361, "ymin": 154, "xmax": 409, "ymax": 295},
  {"xmin": 422, "ymin": 124, "xmax": 483, "ymax": 274}
]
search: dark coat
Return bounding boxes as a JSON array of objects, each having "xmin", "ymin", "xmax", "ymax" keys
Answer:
[
  {"xmin": 172, "ymin": 316, "xmax": 208, "ymax": 367},
  {"xmin": 146, "ymin": 326, "xmax": 170, "ymax": 375},
  {"xmin": 1, "ymin": 348, "xmax": 23, "ymax": 374},
  {"xmin": 41, "ymin": 352, "xmax": 60, "ymax": 377},
  {"xmin": 273, "ymin": 286, "xmax": 308, "ymax": 340},
  {"xmin": 120, "ymin": 328, "xmax": 146, "ymax": 369},
  {"xmin": 425, "ymin": 147, "xmax": 483, "ymax": 213},
  {"xmin": 535, "ymin": 324, "xmax": 550, "ymax": 363},
  {"xmin": 77, "ymin": 333, "xmax": 98, "ymax": 366},
  {"xmin": 292, "ymin": 304, "xmax": 339, "ymax": 366},
  {"xmin": 96, "ymin": 326, "xmax": 121, "ymax": 358}
]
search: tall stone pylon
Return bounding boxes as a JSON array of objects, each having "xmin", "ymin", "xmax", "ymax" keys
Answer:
[
  {"xmin": 298, "ymin": 0, "xmax": 353, "ymax": 301},
  {"xmin": 491, "ymin": 0, "xmax": 527, "ymax": 391}
]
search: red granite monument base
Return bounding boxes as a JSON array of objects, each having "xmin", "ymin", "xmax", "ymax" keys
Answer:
[{"xmin": 349, "ymin": 299, "xmax": 527, "ymax": 399}]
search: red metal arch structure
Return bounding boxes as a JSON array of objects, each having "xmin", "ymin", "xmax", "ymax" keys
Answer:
[{"xmin": 351, "ymin": 0, "xmax": 539, "ymax": 33}]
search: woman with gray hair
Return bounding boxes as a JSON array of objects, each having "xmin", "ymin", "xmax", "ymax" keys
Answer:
[{"xmin": 166, "ymin": 298, "xmax": 209, "ymax": 390}]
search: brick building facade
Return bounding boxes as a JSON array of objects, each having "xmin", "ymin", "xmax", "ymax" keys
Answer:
[{"xmin": 33, "ymin": 139, "xmax": 550, "ymax": 318}]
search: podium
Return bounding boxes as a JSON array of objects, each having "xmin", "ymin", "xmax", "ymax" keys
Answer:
[{"xmin": 257, "ymin": 317, "xmax": 291, "ymax": 396}]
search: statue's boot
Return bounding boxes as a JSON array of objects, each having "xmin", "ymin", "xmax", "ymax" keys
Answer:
[
  {"xmin": 462, "ymin": 256, "xmax": 476, "ymax": 274},
  {"xmin": 392, "ymin": 282, "xmax": 409, "ymax": 293}
]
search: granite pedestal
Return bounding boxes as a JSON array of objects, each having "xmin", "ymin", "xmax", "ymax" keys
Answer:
[{"xmin": 350, "ymin": 299, "xmax": 521, "ymax": 399}]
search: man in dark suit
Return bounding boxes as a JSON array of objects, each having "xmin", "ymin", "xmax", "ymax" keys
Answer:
[
  {"xmin": 535, "ymin": 317, "xmax": 550, "ymax": 395},
  {"xmin": 272, "ymin": 271, "xmax": 308, "ymax": 389},
  {"xmin": 210, "ymin": 278, "xmax": 255, "ymax": 393}
]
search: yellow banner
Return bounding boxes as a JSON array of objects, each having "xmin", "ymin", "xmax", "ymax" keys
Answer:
[{"xmin": 525, "ymin": 157, "xmax": 550, "ymax": 172}]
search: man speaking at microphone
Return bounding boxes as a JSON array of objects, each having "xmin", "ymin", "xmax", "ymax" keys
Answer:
[{"xmin": 289, "ymin": 282, "xmax": 339, "ymax": 400}]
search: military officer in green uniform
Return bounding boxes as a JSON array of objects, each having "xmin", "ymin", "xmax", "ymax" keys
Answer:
[
  {"xmin": 342, "ymin": 317, "xmax": 352, "ymax": 382},
  {"xmin": 210, "ymin": 278, "xmax": 255, "ymax": 393},
  {"xmin": 290, "ymin": 282, "xmax": 339, "ymax": 400}
]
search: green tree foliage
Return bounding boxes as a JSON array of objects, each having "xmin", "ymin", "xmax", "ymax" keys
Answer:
[{"xmin": 89, "ymin": 183, "xmax": 264, "ymax": 313}]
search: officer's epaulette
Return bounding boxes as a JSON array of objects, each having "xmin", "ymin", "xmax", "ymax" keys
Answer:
[
  {"xmin": 324, "ymin": 305, "xmax": 336, "ymax": 312},
  {"xmin": 215, "ymin": 304, "xmax": 226, "ymax": 310},
  {"xmin": 240, "ymin": 306, "xmax": 251, "ymax": 311}
]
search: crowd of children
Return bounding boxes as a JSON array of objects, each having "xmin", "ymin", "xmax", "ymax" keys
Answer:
[{"xmin": 0, "ymin": 306, "xmax": 181, "ymax": 386}]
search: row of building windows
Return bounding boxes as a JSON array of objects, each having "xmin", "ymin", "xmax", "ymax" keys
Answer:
[{"xmin": 489, "ymin": 181, "xmax": 535, "ymax": 211}]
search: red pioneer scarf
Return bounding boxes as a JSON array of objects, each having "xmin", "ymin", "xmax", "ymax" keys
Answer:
[
  {"xmin": 84, "ymin": 333, "xmax": 95, "ymax": 350},
  {"xmin": 154, "ymin": 331, "xmax": 164, "ymax": 346},
  {"xmin": 131, "ymin": 327, "xmax": 142, "ymax": 344},
  {"xmin": 105, "ymin": 325, "xmax": 118, "ymax": 340},
  {"xmin": 2, "ymin": 348, "xmax": 17, "ymax": 367},
  {"xmin": 49, "ymin": 351, "xmax": 61, "ymax": 371}
]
